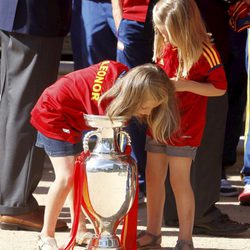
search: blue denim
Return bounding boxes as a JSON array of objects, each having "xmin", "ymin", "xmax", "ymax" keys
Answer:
[
  {"xmin": 242, "ymin": 136, "xmax": 250, "ymax": 184},
  {"xmin": 70, "ymin": 0, "xmax": 117, "ymax": 69},
  {"xmin": 241, "ymin": 29, "xmax": 250, "ymax": 185},
  {"xmin": 36, "ymin": 132, "xmax": 83, "ymax": 157},
  {"xmin": 117, "ymin": 19, "xmax": 154, "ymax": 68}
]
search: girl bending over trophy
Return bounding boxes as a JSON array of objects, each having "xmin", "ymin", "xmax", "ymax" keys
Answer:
[{"xmin": 30, "ymin": 60, "xmax": 179, "ymax": 250}]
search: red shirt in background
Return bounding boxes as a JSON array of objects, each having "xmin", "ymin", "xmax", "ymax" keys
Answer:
[
  {"xmin": 30, "ymin": 60, "xmax": 128, "ymax": 144},
  {"xmin": 159, "ymin": 43, "xmax": 227, "ymax": 147},
  {"xmin": 228, "ymin": 0, "xmax": 250, "ymax": 32},
  {"xmin": 122, "ymin": 0, "xmax": 150, "ymax": 22}
]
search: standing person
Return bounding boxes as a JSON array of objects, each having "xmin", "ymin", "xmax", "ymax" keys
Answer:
[
  {"xmin": 164, "ymin": 0, "xmax": 249, "ymax": 236},
  {"xmin": 112, "ymin": 0, "xmax": 157, "ymax": 198},
  {"xmin": 0, "ymin": 0, "xmax": 71, "ymax": 231},
  {"xmin": 137, "ymin": 0, "xmax": 227, "ymax": 249},
  {"xmin": 70, "ymin": 0, "xmax": 117, "ymax": 70},
  {"xmin": 30, "ymin": 60, "xmax": 179, "ymax": 249},
  {"xmin": 220, "ymin": 0, "xmax": 249, "ymax": 197},
  {"xmin": 239, "ymin": 29, "xmax": 250, "ymax": 205}
]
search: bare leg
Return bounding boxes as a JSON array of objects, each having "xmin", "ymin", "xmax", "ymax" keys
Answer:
[
  {"xmin": 41, "ymin": 155, "xmax": 76, "ymax": 237},
  {"xmin": 169, "ymin": 156, "xmax": 194, "ymax": 247},
  {"xmin": 137, "ymin": 152, "xmax": 168, "ymax": 245}
]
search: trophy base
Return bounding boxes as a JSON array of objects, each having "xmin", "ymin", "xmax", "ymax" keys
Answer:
[{"xmin": 87, "ymin": 235, "xmax": 123, "ymax": 250}]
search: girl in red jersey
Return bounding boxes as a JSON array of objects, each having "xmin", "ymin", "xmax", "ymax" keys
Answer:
[
  {"xmin": 136, "ymin": 1, "xmax": 227, "ymax": 250},
  {"xmin": 30, "ymin": 60, "xmax": 179, "ymax": 250}
]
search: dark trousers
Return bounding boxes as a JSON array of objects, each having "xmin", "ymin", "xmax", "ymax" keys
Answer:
[
  {"xmin": 0, "ymin": 31, "xmax": 63, "ymax": 215},
  {"xmin": 222, "ymin": 29, "xmax": 247, "ymax": 173},
  {"xmin": 164, "ymin": 95, "xmax": 228, "ymax": 224}
]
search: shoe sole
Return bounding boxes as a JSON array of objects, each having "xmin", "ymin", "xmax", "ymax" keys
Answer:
[{"xmin": 0, "ymin": 222, "xmax": 68, "ymax": 232}]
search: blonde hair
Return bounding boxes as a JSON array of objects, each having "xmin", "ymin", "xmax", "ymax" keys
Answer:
[
  {"xmin": 153, "ymin": 0, "xmax": 211, "ymax": 78},
  {"xmin": 99, "ymin": 63, "xmax": 180, "ymax": 143}
]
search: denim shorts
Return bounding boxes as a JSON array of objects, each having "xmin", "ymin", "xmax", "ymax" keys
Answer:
[
  {"xmin": 36, "ymin": 132, "xmax": 83, "ymax": 157},
  {"xmin": 145, "ymin": 136, "xmax": 197, "ymax": 160}
]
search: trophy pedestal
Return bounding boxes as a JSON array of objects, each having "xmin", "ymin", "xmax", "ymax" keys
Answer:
[{"xmin": 88, "ymin": 235, "xmax": 123, "ymax": 250}]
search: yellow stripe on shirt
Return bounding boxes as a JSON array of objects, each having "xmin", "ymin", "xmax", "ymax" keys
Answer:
[{"xmin": 203, "ymin": 43, "xmax": 221, "ymax": 67}]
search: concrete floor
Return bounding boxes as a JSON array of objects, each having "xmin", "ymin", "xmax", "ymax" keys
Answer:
[{"xmin": 0, "ymin": 142, "xmax": 250, "ymax": 250}]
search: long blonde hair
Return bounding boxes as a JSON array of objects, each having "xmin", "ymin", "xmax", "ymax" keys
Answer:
[
  {"xmin": 153, "ymin": 0, "xmax": 211, "ymax": 78},
  {"xmin": 99, "ymin": 63, "xmax": 180, "ymax": 143}
]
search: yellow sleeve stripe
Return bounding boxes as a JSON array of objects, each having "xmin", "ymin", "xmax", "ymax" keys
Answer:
[
  {"xmin": 237, "ymin": 8, "xmax": 248, "ymax": 19},
  {"xmin": 203, "ymin": 51, "xmax": 214, "ymax": 68},
  {"xmin": 203, "ymin": 43, "xmax": 221, "ymax": 68}
]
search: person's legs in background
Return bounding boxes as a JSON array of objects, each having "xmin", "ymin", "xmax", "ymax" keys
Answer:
[
  {"xmin": 70, "ymin": 0, "xmax": 117, "ymax": 70},
  {"xmin": 0, "ymin": 31, "xmax": 67, "ymax": 231},
  {"xmin": 116, "ymin": 2, "xmax": 155, "ymax": 199},
  {"xmin": 220, "ymin": 28, "xmax": 247, "ymax": 197},
  {"xmin": 239, "ymin": 28, "xmax": 250, "ymax": 206}
]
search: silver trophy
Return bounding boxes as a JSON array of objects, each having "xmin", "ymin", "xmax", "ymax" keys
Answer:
[{"xmin": 82, "ymin": 114, "xmax": 137, "ymax": 250}]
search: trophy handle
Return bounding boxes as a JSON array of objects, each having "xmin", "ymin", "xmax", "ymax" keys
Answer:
[
  {"xmin": 118, "ymin": 130, "xmax": 132, "ymax": 152},
  {"xmin": 83, "ymin": 130, "xmax": 101, "ymax": 152}
]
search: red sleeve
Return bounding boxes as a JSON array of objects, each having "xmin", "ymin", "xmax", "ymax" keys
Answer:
[{"xmin": 206, "ymin": 65, "xmax": 227, "ymax": 90}]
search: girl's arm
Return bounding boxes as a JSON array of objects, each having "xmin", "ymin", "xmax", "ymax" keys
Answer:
[{"xmin": 172, "ymin": 78, "xmax": 226, "ymax": 97}]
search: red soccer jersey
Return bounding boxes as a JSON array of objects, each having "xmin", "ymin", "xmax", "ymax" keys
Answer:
[
  {"xmin": 228, "ymin": 0, "xmax": 250, "ymax": 32},
  {"xmin": 159, "ymin": 43, "xmax": 227, "ymax": 147},
  {"xmin": 30, "ymin": 60, "xmax": 128, "ymax": 144},
  {"xmin": 122, "ymin": 0, "xmax": 150, "ymax": 22}
]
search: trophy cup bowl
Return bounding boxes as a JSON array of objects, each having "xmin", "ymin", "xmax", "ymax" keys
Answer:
[{"xmin": 82, "ymin": 114, "xmax": 137, "ymax": 250}]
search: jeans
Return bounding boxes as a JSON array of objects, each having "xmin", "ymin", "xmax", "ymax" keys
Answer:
[
  {"xmin": 241, "ymin": 29, "xmax": 250, "ymax": 185},
  {"xmin": 70, "ymin": 0, "xmax": 117, "ymax": 69}
]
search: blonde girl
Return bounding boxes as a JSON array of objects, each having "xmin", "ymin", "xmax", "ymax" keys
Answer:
[
  {"xmin": 30, "ymin": 60, "xmax": 179, "ymax": 250},
  {"xmin": 136, "ymin": 1, "xmax": 227, "ymax": 250}
]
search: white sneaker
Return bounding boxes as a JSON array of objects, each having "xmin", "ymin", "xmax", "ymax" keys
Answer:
[
  {"xmin": 38, "ymin": 235, "xmax": 59, "ymax": 250},
  {"xmin": 220, "ymin": 179, "xmax": 239, "ymax": 197}
]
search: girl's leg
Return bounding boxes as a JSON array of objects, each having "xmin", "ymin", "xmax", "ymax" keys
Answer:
[
  {"xmin": 137, "ymin": 152, "xmax": 168, "ymax": 245},
  {"xmin": 169, "ymin": 156, "xmax": 194, "ymax": 243},
  {"xmin": 41, "ymin": 155, "xmax": 76, "ymax": 237}
]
